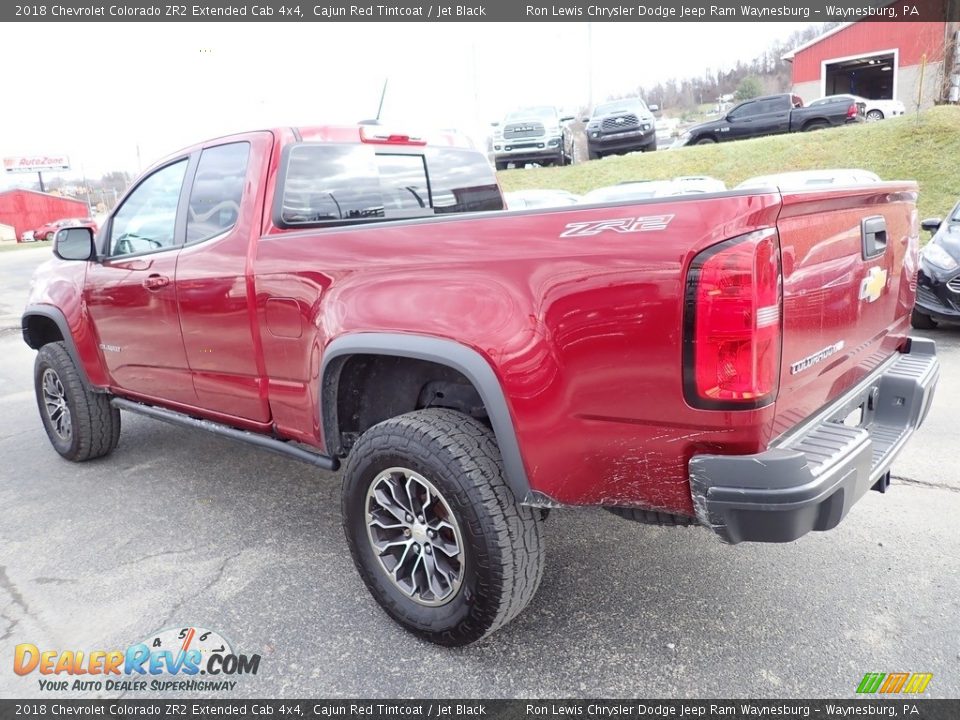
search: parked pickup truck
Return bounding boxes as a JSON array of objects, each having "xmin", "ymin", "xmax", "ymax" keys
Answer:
[
  {"xmin": 491, "ymin": 106, "xmax": 574, "ymax": 169},
  {"xmin": 675, "ymin": 93, "xmax": 864, "ymax": 146},
  {"xmin": 23, "ymin": 126, "xmax": 938, "ymax": 646}
]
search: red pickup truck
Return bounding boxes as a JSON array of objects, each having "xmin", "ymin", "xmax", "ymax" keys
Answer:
[{"xmin": 23, "ymin": 126, "xmax": 939, "ymax": 646}]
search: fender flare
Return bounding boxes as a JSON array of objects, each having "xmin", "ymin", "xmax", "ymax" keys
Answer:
[
  {"xmin": 320, "ymin": 333, "xmax": 531, "ymax": 501},
  {"xmin": 21, "ymin": 304, "xmax": 94, "ymax": 389}
]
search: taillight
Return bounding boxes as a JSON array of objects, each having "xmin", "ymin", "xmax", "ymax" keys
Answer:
[
  {"xmin": 847, "ymin": 103, "xmax": 858, "ymax": 119},
  {"xmin": 683, "ymin": 228, "xmax": 782, "ymax": 409}
]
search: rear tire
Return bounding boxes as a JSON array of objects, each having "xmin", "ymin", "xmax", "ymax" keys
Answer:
[
  {"xmin": 866, "ymin": 109, "xmax": 884, "ymax": 122},
  {"xmin": 34, "ymin": 342, "xmax": 121, "ymax": 461},
  {"xmin": 341, "ymin": 408, "xmax": 545, "ymax": 646},
  {"xmin": 804, "ymin": 121, "xmax": 828, "ymax": 132},
  {"xmin": 910, "ymin": 308, "xmax": 937, "ymax": 330}
]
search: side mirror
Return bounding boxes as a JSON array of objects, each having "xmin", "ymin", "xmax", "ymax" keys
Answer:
[
  {"xmin": 490, "ymin": 121, "xmax": 500, "ymax": 128},
  {"xmin": 920, "ymin": 218, "xmax": 942, "ymax": 234},
  {"xmin": 54, "ymin": 227, "xmax": 96, "ymax": 261},
  {"xmin": 581, "ymin": 116, "xmax": 591, "ymax": 123},
  {"xmin": 648, "ymin": 104, "xmax": 660, "ymax": 113},
  {"xmin": 559, "ymin": 115, "xmax": 575, "ymax": 123}
]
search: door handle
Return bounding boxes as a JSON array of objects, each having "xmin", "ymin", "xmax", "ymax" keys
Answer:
[
  {"xmin": 861, "ymin": 216, "xmax": 887, "ymax": 259},
  {"xmin": 142, "ymin": 274, "xmax": 170, "ymax": 290}
]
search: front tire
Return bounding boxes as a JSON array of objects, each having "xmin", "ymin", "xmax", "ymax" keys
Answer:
[
  {"xmin": 911, "ymin": 308, "xmax": 937, "ymax": 330},
  {"xmin": 341, "ymin": 408, "xmax": 545, "ymax": 646},
  {"xmin": 866, "ymin": 109, "xmax": 884, "ymax": 122},
  {"xmin": 694, "ymin": 136, "xmax": 716, "ymax": 145},
  {"xmin": 34, "ymin": 342, "xmax": 121, "ymax": 461}
]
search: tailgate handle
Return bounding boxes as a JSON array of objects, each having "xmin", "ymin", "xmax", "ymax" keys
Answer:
[{"xmin": 862, "ymin": 216, "xmax": 887, "ymax": 259}]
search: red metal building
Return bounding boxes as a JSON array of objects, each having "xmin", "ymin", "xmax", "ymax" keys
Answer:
[
  {"xmin": 0, "ymin": 189, "xmax": 89, "ymax": 242},
  {"xmin": 783, "ymin": 21, "xmax": 950, "ymax": 108}
]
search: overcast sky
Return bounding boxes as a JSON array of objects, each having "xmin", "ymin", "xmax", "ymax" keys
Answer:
[{"xmin": 0, "ymin": 21, "xmax": 813, "ymax": 185}]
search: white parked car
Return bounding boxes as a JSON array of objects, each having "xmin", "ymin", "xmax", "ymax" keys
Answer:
[
  {"xmin": 504, "ymin": 189, "xmax": 582, "ymax": 210},
  {"xmin": 581, "ymin": 176, "xmax": 727, "ymax": 203},
  {"xmin": 735, "ymin": 169, "xmax": 881, "ymax": 191},
  {"xmin": 809, "ymin": 94, "xmax": 905, "ymax": 122}
]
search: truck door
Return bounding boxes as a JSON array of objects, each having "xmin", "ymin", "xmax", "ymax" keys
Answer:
[
  {"xmin": 726, "ymin": 97, "xmax": 790, "ymax": 140},
  {"xmin": 175, "ymin": 133, "xmax": 274, "ymax": 422},
  {"xmin": 84, "ymin": 157, "xmax": 198, "ymax": 405}
]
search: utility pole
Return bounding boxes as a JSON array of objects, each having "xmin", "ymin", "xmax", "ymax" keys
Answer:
[
  {"xmin": 587, "ymin": 23, "xmax": 594, "ymax": 108},
  {"xmin": 375, "ymin": 78, "xmax": 388, "ymax": 122}
]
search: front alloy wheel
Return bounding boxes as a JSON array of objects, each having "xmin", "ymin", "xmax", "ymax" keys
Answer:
[
  {"xmin": 365, "ymin": 467, "xmax": 464, "ymax": 606},
  {"xmin": 41, "ymin": 368, "xmax": 72, "ymax": 441}
]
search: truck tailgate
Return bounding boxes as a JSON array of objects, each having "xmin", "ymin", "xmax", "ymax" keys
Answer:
[{"xmin": 772, "ymin": 183, "xmax": 920, "ymax": 437}]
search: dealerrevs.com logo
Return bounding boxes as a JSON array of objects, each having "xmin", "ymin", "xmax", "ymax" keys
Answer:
[{"xmin": 14, "ymin": 626, "xmax": 260, "ymax": 693}]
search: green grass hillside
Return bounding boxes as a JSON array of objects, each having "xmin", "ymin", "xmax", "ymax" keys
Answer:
[{"xmin": 497, "ymin": 106, "xmax": 960, "ymax": 221}]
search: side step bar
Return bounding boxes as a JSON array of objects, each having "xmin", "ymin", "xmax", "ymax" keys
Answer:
[{"xmin": 110, "ymin": 398, "xmax": 340, "ymax": 471}]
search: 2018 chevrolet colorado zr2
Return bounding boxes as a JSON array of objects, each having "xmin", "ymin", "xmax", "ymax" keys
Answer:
[{"xmin": 23, "ymin": 125, "xmax": 939, "ymax": 646}]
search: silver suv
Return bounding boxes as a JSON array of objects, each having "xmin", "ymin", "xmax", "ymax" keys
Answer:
[{"xmin": 491, "ymin": 106, "xmax": 574, "ymax": 170}]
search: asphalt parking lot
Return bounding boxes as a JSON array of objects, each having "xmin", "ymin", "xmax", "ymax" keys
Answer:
[{"xmin": 1, "ymin": 244, "xmax": 958, "ymax": 699}]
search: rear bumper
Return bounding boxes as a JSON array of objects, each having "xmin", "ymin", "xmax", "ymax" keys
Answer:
[{"xmin": 689, "ymin": 338, "xmax": 939, "ymax": 544}]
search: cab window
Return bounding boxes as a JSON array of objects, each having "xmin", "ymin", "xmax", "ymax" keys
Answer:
[{"xmin": 109, "ymin": 160, "xmax": 188, "ymax": 257}]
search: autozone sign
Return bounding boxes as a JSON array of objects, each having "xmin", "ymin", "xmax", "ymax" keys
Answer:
[{"xmin": 3, "ymin": 155, "xmax": 71, "ymax": 173}]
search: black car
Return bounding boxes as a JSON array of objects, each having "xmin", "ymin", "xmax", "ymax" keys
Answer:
[
  {"xmin": 674, "ymin": 93, "xmax": 864, "ymax": 146},
  {"xmin": 913, "ymin": 200, "xmax": 960, "ymax": 329},
  {"xmin": 583, "ymin": 98, "xmax": 658, "ymax": 159}
]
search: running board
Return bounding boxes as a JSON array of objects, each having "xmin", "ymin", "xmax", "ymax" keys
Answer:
[{"xmin": 110, "ymin": 398, "xmax": 340, "ymax": 471}]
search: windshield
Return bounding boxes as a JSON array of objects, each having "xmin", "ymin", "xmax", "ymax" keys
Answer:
[
  {"xmin": 503, "ymin": 106, "xmax": 557, "ymax": 123},
  {"xmin": 593, "ymin": 99, "xmax": 647, "ymax": 117}
]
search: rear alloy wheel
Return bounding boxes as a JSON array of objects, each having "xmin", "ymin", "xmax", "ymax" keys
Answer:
[
  {"xmin": 910, "ymin": 308, "xmax": 937, "ymax": 330},
  {"xmin": 34, "ymin": 342, "xmax": 121, "ymax": 461},
  {"xmin": 866, "ymin": 109, "xmax": 884, "ymax": 122},
  {"xmin": 342, "ymin": 408, "xmax": 545, "ymax": 646}
]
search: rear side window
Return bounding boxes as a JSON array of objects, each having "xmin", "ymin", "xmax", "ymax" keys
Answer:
[
  {"xmin": 276, "ymin": 143, "xmax": 502, "ymax": 228},
  {"xmin": 187, "ymin": 142, "xmax": 250, "ymax": 243}
]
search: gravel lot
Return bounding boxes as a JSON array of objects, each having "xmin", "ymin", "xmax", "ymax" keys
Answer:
[{"xmin": 1, "ymin": 245, "xmax": 958, "ymax": 699}]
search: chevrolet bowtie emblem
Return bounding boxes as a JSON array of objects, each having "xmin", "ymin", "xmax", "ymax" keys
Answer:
[{"xmin": 859, "ymin": 266, "xmax": 888, "ymax": 303}]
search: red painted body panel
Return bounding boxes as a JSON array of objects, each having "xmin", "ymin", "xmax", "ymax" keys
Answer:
[
  {"xmin": 175, "ymin": 132, "xmax": 275, "ymax": 422},
  {"xmin": 772, "ymin": 186, "xmax": 917, "ymax": 437},
  {"xmin": 254, "ymin": 194, "xmax": 784, "ymax": 513},
  {"xmin": 25, "ymin": 126, "xmax": 921, "ymax": 518}
]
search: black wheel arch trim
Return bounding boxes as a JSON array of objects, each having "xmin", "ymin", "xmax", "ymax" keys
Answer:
[
  {"xmin": 21, "ymin": 304, "xmax": 97, "ymax": 390},
  {"xmin": 320, "ymin": 333, "xmax": 531, "ymax": 501}
]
